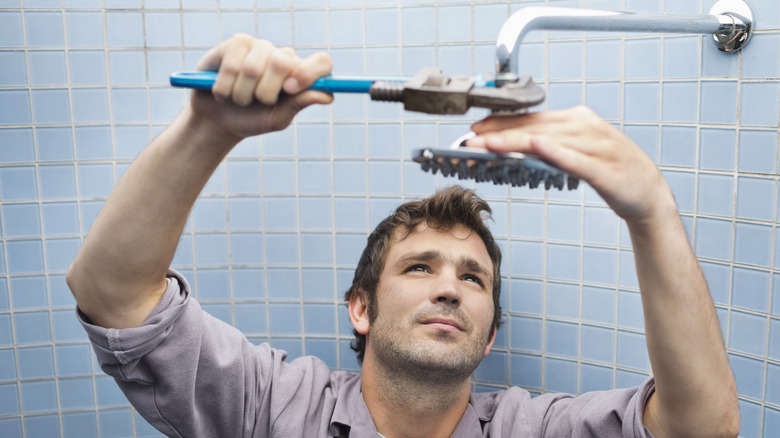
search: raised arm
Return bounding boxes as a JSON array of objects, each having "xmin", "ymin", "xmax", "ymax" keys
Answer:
[
  {"xmin": 467, "ymin": 106, "xmax": 739, "ymax": 438},
  {"xmin": 67, "ymin": 35, "xmax": 333, "ymax": 329}
]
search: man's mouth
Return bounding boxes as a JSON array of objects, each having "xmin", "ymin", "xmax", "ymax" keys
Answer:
[{"xmin": 421, "ymin": 318, "xmax": 464, "ymax": 332}]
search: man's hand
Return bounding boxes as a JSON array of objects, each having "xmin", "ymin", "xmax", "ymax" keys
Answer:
[
  {"xmin": 466, "ymin": 106, "xmax": 674, "ymax": 225},
  {"xmin": 187, "ymin": 34, "xmax": 334, "ymax": 143}
]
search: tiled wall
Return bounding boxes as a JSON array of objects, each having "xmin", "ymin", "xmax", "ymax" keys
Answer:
[{"xmin": 1, "ymin": 0, "xmax": 779, "ymax": 436}]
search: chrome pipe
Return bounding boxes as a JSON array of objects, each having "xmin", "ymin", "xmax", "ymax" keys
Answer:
[{"xmin": 496, "ymin": 0, "xmax": 754, "ymax": 77}]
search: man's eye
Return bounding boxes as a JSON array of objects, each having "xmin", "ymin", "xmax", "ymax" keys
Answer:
[
  {"xmin": 406, "ymin": 264, "xmax": 428, "ymax": 273},
  {"xmin": 463, "ymin": 275, "xmax": 484, "ymax": 286}
]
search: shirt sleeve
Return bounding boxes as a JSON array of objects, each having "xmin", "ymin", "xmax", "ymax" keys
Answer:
[
  {"xmin": 538, "ymin": 378, "xmax": 656, "ymax": 438},
  {"xmin": 77, "ymin": 269, "xmax": 335, "ymax": 438}
]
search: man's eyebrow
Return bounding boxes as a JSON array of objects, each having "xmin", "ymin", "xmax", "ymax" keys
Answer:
[{"xmin": 395, "ymin": 250, "xmax": 442, "ymax": 267}]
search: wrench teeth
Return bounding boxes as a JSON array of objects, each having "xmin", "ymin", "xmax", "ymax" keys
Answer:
[{"xmin": 412, "ymin": 147, "xmax": 579, "ymax": 190}]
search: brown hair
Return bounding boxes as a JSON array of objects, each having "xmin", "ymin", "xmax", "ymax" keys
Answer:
[{"xmin": 344, "ymin": 186, "xmax": 503, "ymax": 364}]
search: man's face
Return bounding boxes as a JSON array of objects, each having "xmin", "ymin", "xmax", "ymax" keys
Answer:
[{"xmin": 366, "ymin": 223, "xmax": 496, "ymax": 381}]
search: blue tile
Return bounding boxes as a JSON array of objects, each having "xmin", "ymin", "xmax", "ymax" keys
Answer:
[
  {"xmin": 147, "ymin": 49, "xmax": 183, "ymax": 85},
  {"xmin": 231, "ymin": 233, "xmax": 264, "ymax": 265},
  {"xmin": 18, "ymin": 346, "xmax": 54, "ymax": 379},
  {"xmin": 335, "ymin": 233, "xmax": 365, "ymax": 266},
  {"xmin": 59, "ymin": 377, "xmax": 95, "ymax": 410},
  {"xmin": 300, "ymin": 233, "xmax": 332, "ymax": 265},
  {"xmin": 31, "ymin": 89, "xmax": 71, "ymax": 124},
  {"xmin": 3, "ymin": 203, "xmax": 41, "ymax": 238},
  {"xmin": 225, "ymin": 160, "xmax": 260, "ymax": 195},
  {"xmin": 474, "ymin": 350, "xmax": 506, "ymax": 385},
  {"xmin": 729, "ymin": 310, "xmax": 766, "ymax": 356},
  {"xmin": 25, "ymin": 12, "xmax": 64, "ymax": 47},
  {"xmin": 201, "ymin": 163, "xmax": 225, "ymax": 195},
  {"xmin": 106, "ymin": 12, "xmax": 144, "ymax": 47},
  {"xmin": 661, "ymin": 170, "xmax": 695, "ymax": 212},
  {"xmin": 732, "ymin": 267, "xmax": 770, "ymax": 313},
  {"xmin": 299, "ymin": 161, "xmax": 331, "ymax": 195},
  {"xmin": 695, "ymin": 217, "xmax": 732, "ymax": 261},
  {"xmin": 262, "ymin": 161, "xmax": 295, "ymax": 194},
  {"xmin": 585, "ymin": 82, "xmax": 621, "ymax": 121},
  {"xmin": 293, "ymin": 10, "xmax": 326, "ymax": 46},
  {"xmin": 145, "ymin": 12, "xmax": 182, "ymax": 47},
  {"xmin": 368, "ymin": 124, "xmax": 401, "ymax": 159},
  {"xmin": 661, "ymin": 82, "xmax": 698, "ymax": 124},
  {"xmin": 111, "ymin": 88, "xmax": 148, "ymax": 122},
  {"xmin": 56, "ymin": 344, "xmax": 93, "ymax": 376},
  {"xmin": 742, "ymin": 33, "xmax": 780, "ymax": 79},
  {"xmin": 98, "ymin": 409, "xmax": 133, "ymax": 437},
  {"xmin": 663, "ymin": 36, "xmax": 700, "ymax": 78},
  {"xmin": 700, "ymin": 81, "xmax": 738, "ymax": 124},
  {"xmin": 271, "ymin": 337, "xmax": 303, "ymax": 361},
  {"xmin": 580, "ymin": 363, "xmax": 614, "ymax": 393},
  {"xmin": 0, "ymin": 128, "xmax": 34, "ymax": 163},
  {"xmin": 583, "ymin": 206, "xmax": 618, "ymax": 245},
  {"xmin": 108, "ymin": 50, "xmax": 146, "ymax": 85},
  {"xmin": 738, "ymin": 130, "xmax": 777, "ymax": 174},
  {"xmin": 231, "ymin": 269, "xmax": 264, "ymax": 301},
  {"xmin": 548, "ymin": 41, "xmax": 583, "ymax": 80},
  {"xmin": 368, "ymin": 161, "xmax": 401, "ymax": 195},
  {"xmin": 263, "ymin": 197, "xmax": 297, "ymax": 230},
  {"xmin": 624, "ymin": 82, "xmax": 659, "ymax": 122},
  {"xmin": 305, "ymin": 338, "xmax": 337, "ymax": 369},
  {"xmin": 0, "ymin": 280, "xmax": 6, "ymax": 311},
  {"xmin": 52, "ymin": 308, "xmax": 87, "ymax": 341},
  {"xmin": 586, "ymin": 39, "xmax": 621, "ymax": 79},
  {"xmin": 618, "ymin": 290, "xmax": 644, "ymax": 330},
  {"xmin": 0, "ymin": 315, "xmax": 12, "ymax": 346},
  {"xmin": 738, "ymin": 399, "xmax": 761, "ymax": 438},
  {"xmin": 699, "ymin": 128, "xmax": 736, "ymax": 171},
  {"xmin": 765, "ymin": 407, "xmax": 780, "ymax": 438},
  {"xmin": 510, "ymin": 202, "xmax": 544, "ymax": 239},
  {"xmin": 269, "ymin": 303, "xmax": 302, "ymax": 334},
  {"xmin": 299, "ymin": 197, "xmax": 331, "ymax": 229},
  {"xmin": 741, "ymin": 82, "xmax": 780, "ymax": 127},
  {"xmin": 20, "ymin": 380, "xmax": 57, "ymax": 413},
  {"xmin": 546, "ymin": 282, "xmax": 579, "ymax": 319},
  {"xmin": 475, "ymin": 5, "xmax": 506, "ymax": 42},
  {"xmin": 266, "ymin": 233, "xmax": 299, "ymax": 265},
  {"xmin": 545, "ymin": 358, "xmax": 578, "ymax": 394},
  {"xmin": 79, "ymin": 200, "xmax": 104, "ymax": 233},
  {"xmin": 10, "ymin": 276, "xmax": 46, "ymax": 309},
  {"xmin": 24, "ymin": 415, "xmax": 60, "ymax": 437},
  {"xmin": 546, "ymin": 320, "xmax": 579, "ymax": 358},
  {"xmin": 302, "ymin": 268, "xmax": 334, "ymax": 301},
  {"xmin": 0, "ymin": 349, "xmax": 15, "ymax": 381},
  {"xmin": 71, "ymin": 88, "xmax": 110, "ymax": 123},
  {"xmin": 365, "ymin": 8, "xmax": 399, "ymax": 45},
  {"xmin": 171, "ymin": 234, "xmax": 192, "ymax": 267},
  {"xmin": 234, "ymin": 302, "xmax": 267, "ymax": 334},
  {"xmin": 296, "ymin": 125, "xmax": 330, "ymax": 159},
  {"xmin": 65, "ymin": 11, "xmax": 104, "ymax": 47},
  {"xmin": 97, "ymin": 375, "xmax": 132, "ymax": 408},
  {"xmin": 696, "ymin": 173, "xmax": 734, "ymax": 217},
  {"xmin": 14, "ymin": 310, "xmax": 51, "ymax": 344},
  {"xmin": 583, "ymin": 247, "xmax": 617, "ymax": 285},
  {"xmin": 546, "ymin": 244, "xmax": 580, "ymax": 281},
  {"xmin": 6, "ymin": 240, "xmax": 45, "ymax": 274},
  {"xmin": 0, "ymin": 90, "xmax": 32, "ymax": 125},
  {"xmin": 509, "ymin": 278, "xmax": 543, "ymax": 315},
  {"xmin": 0, "ymin": 12, "xmax": 24, "ymax": 47},
  {"xmin": 27, "ymin": 51, "xmax": 66, "ymax": 86},
  {"xmin": 738, "ymin": 175, "xmax": 776, "ymax": 219},
  {"xmin": 582, "ymin": 286, "xmax": 615, "ymax": 324},
  {"xmin": 770, "ymin": 318, "xmax": 780, "ymax": 361},
  {"xmin": 624, "ymin": 38, "xmax": 660, "ymax": 79},
  {"xmin": 267, "ymin": 268, "xmax": 299, "ymax": 300},
  {"xmin": 734, "ymin": 222, "xmax": 772, "ymax": 267},
  {"xmin": 581, "ymin": 325, "xmax": 614, "ymax": 363},
  {"xmin": 764, "ymin": 362, "xmax": 780, "ymax": 406},
  {"xmin": 220, "ymin": 11, "xmax": 254, "ymax": 41},
  {"xmin": 509, "ymin": 316, "xmax": 543, "ymax": 352},
  {"xmin": 303, "ymin": 303, "xmax": 335, "ymax": 335},
  {"xmin": 192, "ymin": 198, "xmax": 227, "ymax": 230},
  {"xmin": 510, "ymin": 241, "xmax": 543, "ymax": 278},
  {"xmin": 114, "ymin": 125, "xmax": 149, "ymax": 160},
  {"xmin": 49, "ymin": 274, "xmax": 74, "ymax": 308},
  {"xmin": 697, "ymin": 260, "xmax": 731, "ymax": 305},
  {"xmin": 702, "ymin": 38, "xmax": 739, "ymax": 78},
  {"xmin": 509, "ymin": 353, "xmax": 542, "ymax": 389},
  {"xmin": 0, "ymin": 383, "xmax": 20, "ymax": 415},
  {"xmin": 194, "ymin": 269, "xmax": 229, "ymax": 301},
  {"xmin": 437, "ymin": 5, "xmax": 470, "ymax": 43},
  {"xmin": 194, "ymin": 234, "xmax": 229, "ymax": 266},
  {"xmin": 183, "ymin": 12, "xmax": 219, "ymax": 47},
  {"xmin": 256, "ymin": 11, "xmax": 292, "ymax": 46},
  {"xmin": 616, "ymin": 331, "xmax": 650, "ymax": 371},
  {"xmin": 333, "ymin": 125, "xmax": 366, "ymax": 157},
  {"xmin": 728, "ymin": 353, "xmax": 765, "ymax": 400},
  {"xmin": 547, "ymin": 204, "xmax": 581, "ymax": 242},
  {"xmin": 0, "ymin": 419, "xmax": 20, "ymax": 438},
  {"xmin": 78, "ymin": 163, "xmax": 114, "ymax": 198}
]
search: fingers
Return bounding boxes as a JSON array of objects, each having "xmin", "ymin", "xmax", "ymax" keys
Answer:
[{"xmin": 194, "ymin": 34, "xmax": 333, "ymax": 107}]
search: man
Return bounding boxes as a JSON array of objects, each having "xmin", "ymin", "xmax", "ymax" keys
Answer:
[{"xmin": 67, "ymin": 35, "xmax": 739, "ymax": 437}]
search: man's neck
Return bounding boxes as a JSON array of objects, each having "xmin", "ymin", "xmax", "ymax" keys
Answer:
[{"xmin": 360, "ymin": 354, "xmax": 472, "ymax": 438}]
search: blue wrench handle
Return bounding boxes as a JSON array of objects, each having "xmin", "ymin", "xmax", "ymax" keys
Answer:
[{"xmin": 169, "ymin": 71, "xmax": 407, "ymax": 94}]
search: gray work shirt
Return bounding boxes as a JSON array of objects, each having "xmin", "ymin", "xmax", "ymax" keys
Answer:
[{"xmin": 79, "ymin": 270, "xmax": 656, "ymax": 437}]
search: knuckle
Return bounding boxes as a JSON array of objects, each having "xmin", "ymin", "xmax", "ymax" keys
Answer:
[{"xmin": 268, "ymin": 49, "xmax": 296, "ymax": 72}]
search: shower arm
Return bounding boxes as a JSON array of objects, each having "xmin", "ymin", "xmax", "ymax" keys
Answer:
[{"xmin": 495, "ymin": 0, "xmax": 754, "ymax": 82}]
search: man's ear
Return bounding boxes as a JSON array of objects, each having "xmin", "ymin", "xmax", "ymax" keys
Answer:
[
  {"xmin": 483, "ymin": 329, "xmax": 497, "ymax": 358},
  {"xmin": 348, "ymin": 289, "xmax": 370, "ymax": 335}
]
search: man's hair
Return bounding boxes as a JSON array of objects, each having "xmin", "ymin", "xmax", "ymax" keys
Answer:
[{"xmin": 343, "ymin": 186, "xmax": 503, "ymax": 364}]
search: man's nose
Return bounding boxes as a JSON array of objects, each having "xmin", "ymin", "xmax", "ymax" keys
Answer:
[{"xmin": 431, "ymin": 273, "xmax": 460, "ymax": 306}]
